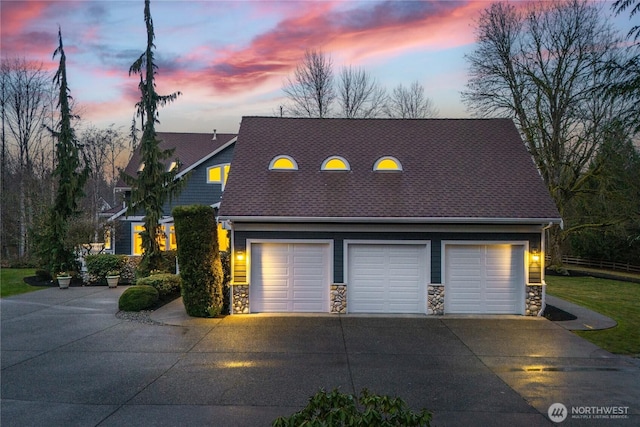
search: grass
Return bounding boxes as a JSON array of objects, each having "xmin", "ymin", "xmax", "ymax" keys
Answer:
[
  {"xmin": 0, "ymin": 268, "xmax": 42, "ymax": 298},
  {"xmin": 546, "ymin": 275, "xmax": 640, "ymax": 356}
]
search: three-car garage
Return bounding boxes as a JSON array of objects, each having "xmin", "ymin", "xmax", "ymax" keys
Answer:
[{"xmin": 247, "ymin": 240, "xmax": 528, "ymax": 315}]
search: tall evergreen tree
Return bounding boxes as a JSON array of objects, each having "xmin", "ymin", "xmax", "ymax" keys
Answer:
[
  {"xmin": 123, "ymin": 0, "xmax": 182, "ymax": 273},
  {"xmin": 46, "ymin": 27, "xmax": 89, "ymax": 274}
]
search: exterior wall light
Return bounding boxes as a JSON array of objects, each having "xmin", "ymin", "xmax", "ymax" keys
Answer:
[
  {"xmin": 531, "ymin": 250, "xmax": 540, "ymax": 263},
  {"xmin": 236, "ymin": 251, "xmax": 245, "ymax": 261}
]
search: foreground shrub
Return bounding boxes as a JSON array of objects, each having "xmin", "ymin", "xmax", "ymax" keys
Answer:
[
  {"xmin": 272, "ymin": 388, "xmax": 432, "ymax": 427},
  {"xmin": 136, "ymin": 273, "xmax": 181, "ymax": 300},
  {"xmin": 118, "ymin": 285, "xmax": 159, "ymax": 311},
  {"xmin": 173, "ymin": 205, "xmax": 223, "ymax": 317}
]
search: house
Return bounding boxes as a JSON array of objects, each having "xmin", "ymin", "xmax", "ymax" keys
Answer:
[
  {"xmin": 218, "ymin": 117, "xmax": 562, "ymax": 315},
  {"xmin": 107, "ymin": 131, "xmax": 237, "ymax": 256}
]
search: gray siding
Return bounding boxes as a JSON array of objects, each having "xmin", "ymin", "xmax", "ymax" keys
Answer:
[
  {"xmin": 113, "ymin": 145, "xmax": 235, "ymax": 255},
  {"xmin": 234, "ymin": 230, "xmax": 542, "ymax": 284}
]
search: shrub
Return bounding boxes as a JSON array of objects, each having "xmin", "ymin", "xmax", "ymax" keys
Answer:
[
  {"xmin": 137, "ymin": 250, "xmax": 178, "ymax": 278},
  {"xmin": 220, "ymin": 251, "xmax": 231, "ymax": 314},
  {"xmin": 272, "ymin": 388, "xmax": 432, "ymax": 427},
  {"xmin": 173, "ymin": 205, "xmax": 223, "ymax": 317},
  {"xmin": 118, "ymin": 285, "xmax": 159, "ymax": 311},
  {"xmin": 136, "ymin": 273, "xmax": 181, "ymax": 300},
  {"xmin": 86, "ymin": 254, "xmax": 126, "ymax": 282},
  {"xmin": 120, "ymin": 256, "xmax": 140, "ymax": 284}
]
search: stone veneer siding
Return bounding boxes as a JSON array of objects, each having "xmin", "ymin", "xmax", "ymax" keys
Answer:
[
  {"xmin": 427, "ymin": 285, "xmax": 445, "ymax": 315},
  {"xmin": 330, "ymin": 284, "xmax": 347, "ymax": 313},
  {"xmin": 525, "ymin": 284, "xmax": 544, "ymax": 316},
  {"xmin": 232, "ymin": 284, "xmax": 250, "ymax": 314}
]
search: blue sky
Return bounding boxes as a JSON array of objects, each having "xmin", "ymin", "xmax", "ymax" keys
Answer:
[{"xmin": 1, "ymin": 1, "xmax": 634, "ymax": 133}]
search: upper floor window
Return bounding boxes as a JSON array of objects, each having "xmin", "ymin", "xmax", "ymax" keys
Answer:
[
  {"xmin": 168, "ymin": 161, "xmax": 178, "ymax": 172},
  {"xmin": 137, "ymin": 162, "xmax": 145, "ymax": 172},
  {"xmin": 207, "ymin": 164, "xmax": 230, "ymax": 188},
  {"xmin": 269, "ymin": 155, "xmax": 298, "ymax": 170},
  {"xmin": 373, "ymin": 156, "xmax": 403, "ymax": 171},
  {"xmin": 321, "ymin": 156, "xmax": 350, "ymax": 171}
]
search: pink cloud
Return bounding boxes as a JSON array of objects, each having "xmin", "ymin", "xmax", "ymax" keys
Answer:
[{"xmin": 171, "ymin": 1, "xmax": 484, "ymax": 94}]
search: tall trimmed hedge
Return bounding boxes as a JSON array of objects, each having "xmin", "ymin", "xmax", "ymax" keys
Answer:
[{"xmin": 173, "ymin": 205, "xmax": 223, "ymax": 317}]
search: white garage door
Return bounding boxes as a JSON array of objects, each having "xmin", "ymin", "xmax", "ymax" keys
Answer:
[
  {"xmin": 348, "ymin": 244, "xmax": 427, "ymax": 313},
  {"xmin": 251, "ymin": 243, "xmax": 330, "ymax": 312},
  {"xmin": 445, "ymin": 244, "xmax": 524, "ymax": 314}
]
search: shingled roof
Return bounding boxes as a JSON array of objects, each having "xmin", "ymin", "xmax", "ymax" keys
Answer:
[
  {"xmin": 219, "ymin": 117, "xmax": 561, "ymax": 223},
  {"xmin": 116, "ymin": 131, "xmax": 236, "ymax": 190}
]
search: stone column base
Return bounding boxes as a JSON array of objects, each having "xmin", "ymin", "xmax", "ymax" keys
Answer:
[
  {"xmin": 232, "ymin": 284, "xmax": 249, "ymax": 314},
  {"xmin": 330, "ymin": 284, "xmax": 347, "ymax": 313},
  {"xmin": 525, "ymin": 284, "xmax": 544, "ymax": 316},
  {"xmin": 427, "ymin": 285, "xmax": 444, "ymax": 315}
]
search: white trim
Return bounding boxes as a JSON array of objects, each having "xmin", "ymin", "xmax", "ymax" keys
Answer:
[
  {"xmin": 321, "ymin": 156, "xmax": 351, "ymax": 171},
  {"xmin": 441, "ymin": 240, "xmax": 529, "ymax": 315},
  {"xmin": 175, "ymin": 136, "xmax": 237, "ymax": 179},
  {"xmin": 220, "ymin": 215, "xmax": 563, "ymax": 225},
  {"xmin": 107, "ymin": 207, "xmax": 129, "ymax": 222}
]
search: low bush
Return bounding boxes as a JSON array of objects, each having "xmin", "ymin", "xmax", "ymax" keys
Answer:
[
  {"xmin": 118, "ymin": 285, "xmax": 159, "ymax": 311},
  {"xmin": 272, "ymin": 388, "xmax": 432, "ymax": 427},
  {"xmin": 136, "ymin": 273, "xmax": 181, "ymax": 300}
]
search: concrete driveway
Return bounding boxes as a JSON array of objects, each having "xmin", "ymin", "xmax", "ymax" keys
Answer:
[{"xmin": 1, "ymin": 287, "xmax": 638, "ymax": 426}]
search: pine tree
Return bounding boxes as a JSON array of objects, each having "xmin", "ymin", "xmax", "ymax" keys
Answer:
[
  {"xmin": 123, "ymin": 0, "xmax": 182, "ymax": 273},
  {"xmin": 46, "ymin": 27, "xmax": 89, "ymax": 274}
]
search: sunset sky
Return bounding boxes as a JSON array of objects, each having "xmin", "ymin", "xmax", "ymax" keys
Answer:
[{"xmin": 1, "ymin": 0, "xmax": 634, "ymax": 134}]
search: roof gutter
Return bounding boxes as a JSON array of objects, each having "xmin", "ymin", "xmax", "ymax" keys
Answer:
[{"xmin": 218, "ymin": 215, "xmax": 563, "ymax": 225}]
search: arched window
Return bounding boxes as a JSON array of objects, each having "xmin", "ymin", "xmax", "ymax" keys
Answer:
[
  {"xmin": 373, "ymin": 156, "xmax": 403, "ymax": 171},
  {"xmin": 269, "ymin": 155, "xmax": 298, "ymax": 170},
  {"xmin": 321, "ymin": 156, "xmax": 350, "ymax": 171}
]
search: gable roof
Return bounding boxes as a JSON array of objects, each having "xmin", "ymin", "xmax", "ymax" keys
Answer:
[
  {"xmin": 219, "ymin": 117, "xmax": 561, "ymax": 224},
  {"xmin": 116, "ymin": 131, "xmax": 237, "ymax": 190}
]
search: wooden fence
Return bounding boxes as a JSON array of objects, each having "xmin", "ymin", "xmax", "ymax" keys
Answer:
[{"xmin": 550, "ymin": 255, "xmax": 640, "ymax": 274}]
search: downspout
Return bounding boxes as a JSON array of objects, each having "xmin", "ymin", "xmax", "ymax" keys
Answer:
[{"xmin": 538, "ymin": 222, "xmax": 554, "ymax": 316}]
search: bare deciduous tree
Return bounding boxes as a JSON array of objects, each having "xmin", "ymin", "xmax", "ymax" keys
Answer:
[
  {"xmin": 0, "ymin": 58, "xmax": 55, "ymax": 259},
  {"xmin": 283, "ymin": 49, "xmax": 335, "ymax": 118},
  {"xmin": 338, "ymin": 66, "xmax": 387, "ymax": 118},
  {"xmin": 461, "ymin": 0, "xmax": 631, "ymax": 264},
  {"xmin": 386, "ymin": 80, "xmax": 438, "ymax": 118}
]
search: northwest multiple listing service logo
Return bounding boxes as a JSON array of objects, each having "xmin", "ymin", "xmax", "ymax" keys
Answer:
[{"xmin": 548, "ymin": 403, "xmax": 630, "ymax": 423}]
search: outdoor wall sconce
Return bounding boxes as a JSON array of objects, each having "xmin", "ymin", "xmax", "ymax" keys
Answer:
[
  {"xmin": 236, "ymin": 251, "xmax": 245, "ymax": 261},
  {"xmin": 531, "ymin": 250, "xmax": 540, "ymax": 263}
]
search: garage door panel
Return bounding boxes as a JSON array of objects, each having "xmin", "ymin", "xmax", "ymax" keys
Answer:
[
  {"xmin": 251, "ymin": 243, "xmax": 329, "ymax": 312},
  {"xmin": 348, "ymin": 244, "xmax": 427, "ymax": 314},
  {"xmin": 445, "ymin": 244, "xmax": 523, "ymax": 314}
]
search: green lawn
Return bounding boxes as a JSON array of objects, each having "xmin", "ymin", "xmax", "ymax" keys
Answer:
[
  {"xmin": 0, "ymin": 268, "xmax": 42, "ymax": 298},
  {"xmin": 546, "ymin": 275, "xmax": 640, "ymax": 356}
]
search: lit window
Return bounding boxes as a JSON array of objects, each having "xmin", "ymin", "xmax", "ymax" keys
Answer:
[
  {"xmin": 104, "ymin": 229, "xmax": 112, "ymax": 250},
  {"xmin": 137, "ymin": 162, "xmax": 145, "ymax": 172},
  {"xmin": 217, "ymin": 222, "xmax": 229, "ymax": 252},
  {"xmin": 321, "ymin": 156, "xmax": 350, "ymax": 171},
  {"xmin": 373, "ymin": 156, "xmax": 403, "ymax": 171},
  {"xmin": 269, "ymin": 155, "xmax": 298, "ymax": 170},
  {"xmin": 132, "ymin": 224, "xmax": 172, "ymax": 255},
  {"xmin": 168, "ymin": 161, "xmax": 178, "ymax": 172},
  {"xmin": 207, "ymin": 164, "xmax": 231, "ymax": 188}
]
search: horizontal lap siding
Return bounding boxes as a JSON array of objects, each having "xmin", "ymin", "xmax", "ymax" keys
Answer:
[{"xmin": 234, "ymin": 229, "xmax": 541, "ymax": 284}]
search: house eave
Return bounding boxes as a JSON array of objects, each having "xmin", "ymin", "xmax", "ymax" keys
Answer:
[{"xmin": 219, "ymin": 215, "xmax": 563, "ymax": 225}]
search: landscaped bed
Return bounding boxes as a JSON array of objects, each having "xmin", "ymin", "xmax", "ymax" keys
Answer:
[{"xmin": 546, "ymin": 275, "xmax": 640, "ymax": 357}]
